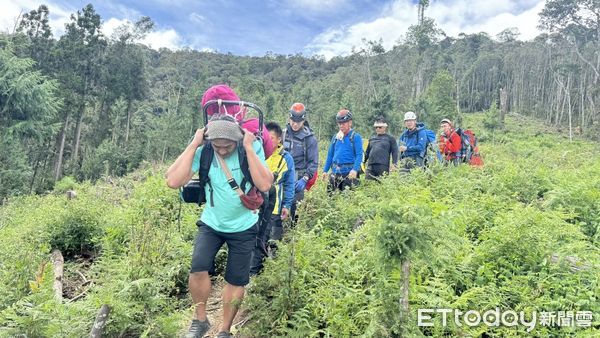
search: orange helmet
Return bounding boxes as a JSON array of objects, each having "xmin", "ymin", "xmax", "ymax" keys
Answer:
[{"xmin": 289, "ymin": 102, "xmax": 306, "ymax": 121}]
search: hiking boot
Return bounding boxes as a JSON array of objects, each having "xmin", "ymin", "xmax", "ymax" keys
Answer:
[
  {"xmin": 216, "ymin": 332, "xmax": 233, "ymax": 338},
  {"xmin": 185, "ymin": 319, "xmax": 210, "ymax": 338}
]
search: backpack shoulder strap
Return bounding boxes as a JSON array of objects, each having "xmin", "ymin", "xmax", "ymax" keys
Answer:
[
  {"xmin": 330, "ymin": 134, "xmax": 338, "ymax": 145},
  {"xmin": 303, "ymin": 135, "xmax": 309, "ymax": 168},
  {"xmin": 238, "ymin": 143, "xmax": 255, "ymax": 190},
  {"xmin": 199, "ymin": 143, "xmax": 214, "ymax": 206},
  {"xmin": 199, "ymin": 144, "xmax": 213, "ymax": 180}
]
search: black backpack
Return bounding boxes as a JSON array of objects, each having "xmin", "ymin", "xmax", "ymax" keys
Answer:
[{"xmin": 180, "ymin": 142, "xmax": 255, "ymax": 207}]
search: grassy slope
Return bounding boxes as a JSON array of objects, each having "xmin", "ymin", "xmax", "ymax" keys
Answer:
[{"xmin": 0, "ymin": 114, "xmax": 598, "ymax": 337}]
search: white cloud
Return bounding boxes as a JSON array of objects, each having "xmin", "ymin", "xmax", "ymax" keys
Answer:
[
  {"xmin": 141, "ymin": 29, "xmax": 184, "ymax": 50},
  {"xmin": 102, "ymin": 17, "xmax": 130, "ymax": 38},
  {"xmin": 1, "ymin": 0, "xmax": 184, "ymax": 52},
  {"xmin": 428, "ymin": 0, "xmax": 545, "ymax": 40},
  {"xmin": 0, "ymin": 0, "xmax": 73, "ymax": 36},
  {"xmin": 305, "ymin": 0, "xmax": 416, "ymax": 59},
  {"xmin": 306, "ymin": 0, "xmax": 546, "ymax": 58},
  {"xmin": 289, "ymin": 0, "xmax": 348, "ymax": 12},
  {"xmin": 102, "ymin": 17, "xmax": 184, "ymax": 50}
]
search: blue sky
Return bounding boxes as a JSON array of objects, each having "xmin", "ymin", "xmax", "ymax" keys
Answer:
[{"xmin": 2, "ymin": 0, "xmax": 546, "ymax": 58}]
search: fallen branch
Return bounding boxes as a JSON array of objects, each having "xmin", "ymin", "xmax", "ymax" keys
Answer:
[
  {"xmin": 76, "ymin": 270, "xmax": 88, "ymax": 284},
  {"xmin": 51, "ymin": 250, "xmax": 64, "ymax": 303},
  {"xmin": 68, "ymin": 283, "xmax": 93, "ymax": 303},
  {"xmin": 89, "ymin": 304, "xmax": 111, "ymax": 338}
]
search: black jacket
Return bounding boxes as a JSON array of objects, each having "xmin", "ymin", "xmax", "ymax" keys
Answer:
[
  {"xmin": 364, "ymin": 133, "xmax": 398, "ymax": 167},
  {"xmin": 283, "ymin": 124, "xmax": 319, "ymax": 180}
]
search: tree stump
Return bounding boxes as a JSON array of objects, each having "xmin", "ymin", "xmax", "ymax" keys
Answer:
[
  {"xmin": 66, "ymin": 190, "xmax": 77, "ymax": 199},
  {"xmin": 89, "ymin": 304, "xmax": 111, "ymax": 338},
  {"xmin": 51, "ymin": 250, "xmax": 64, "ymax": 302},
  {"xmin": 500, "ymin": 88, "xmax": 508, "ymax": 128}
]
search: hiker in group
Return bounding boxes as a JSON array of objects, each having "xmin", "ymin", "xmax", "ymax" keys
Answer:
[
  {"xmin": 398, "ymin": 111, "xmax": 427, "ymax": 170},
  {"xmin": 283, "ymin": 103, "xmax": 319, "ymax": 221},
  {"xmin": 322, "ymin": 109, "xmax": 364, "ymax": 193},
  {"xmin": 439, "ymin": 118, "xmax": 462, "ymax": 165},
  {"xmin": 364, "ymin": 116, "xmax": 398, "ymax": 180},
  {"xmin": 250, "ymin": 122, "xmax": 295, "ymax": 275},
  {"xmin": 165, "ymin": 115, "xmax": 273, "ymax": 338}
]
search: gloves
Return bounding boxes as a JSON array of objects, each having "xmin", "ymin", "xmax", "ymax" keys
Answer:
[
  {"xmin": 295, "ymin": 178, "xmax": 307, "ymax": 192},
  {"xmin": 347, "ymin": 170, "xmax": 358, "ymax": 179}
]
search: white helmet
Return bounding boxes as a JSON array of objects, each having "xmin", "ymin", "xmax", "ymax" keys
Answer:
[{"xmin": 404, "ymin": 111, "xmax": 417, "ymax": 121}]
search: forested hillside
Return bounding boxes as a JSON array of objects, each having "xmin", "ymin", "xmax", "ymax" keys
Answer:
[
  {"xmin": 0, "ymin": 114, "xmax": 598, "ymax": 337},
  {"xmin": 1, "ymin": 0, "xmax": 599, "ymax": 201},
  {"xmin": 1, "ymin": 1, "xmax": 599, "ymax": 336}
]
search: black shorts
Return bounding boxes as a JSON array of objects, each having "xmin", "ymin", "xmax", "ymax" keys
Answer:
[{"xmin": 191, "ymin": 221, "xmax": 258, "ymax": 286}]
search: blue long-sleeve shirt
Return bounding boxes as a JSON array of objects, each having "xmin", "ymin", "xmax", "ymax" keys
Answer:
[
  {"xmin": 323, "ymin": 130, "xmax": 363, "ymax": 175},
  {"xmin": 399, "ymin": 126, "xmax": 427, "ymax": 159}
]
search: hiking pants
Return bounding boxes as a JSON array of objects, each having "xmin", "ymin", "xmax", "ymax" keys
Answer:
[
  {"xmin": 327, "ymin": 173, "xmax": 359, "ymax": 194},
  {"xmin": 366, "ymin": 164, "xmax": 390, "ymax": 180},
  {"xmin": 249, "ymin": 186, "xmax": 276, "ymax": 276},
  {"xmin": 192, "ymin": 221, "xmax": 258, "ymax": 286},
  {"xmin": 270, "ymin": 215, "xmax": 284, "ymax": 241}
]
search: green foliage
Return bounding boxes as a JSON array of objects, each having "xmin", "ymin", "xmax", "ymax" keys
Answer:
[
  {"xmin": 52, "ymin": 176, "xmax": 77, "ymax": 194},
  {"xmin": 421, "ymin": 69, "xmax": 456, "ymax": 127},
  {"xmin": 80, "ymin": 140, "xmax": 128, "ymax": 180},
  {"xmin": 244, "ymin": 114, "xmax": 600, "ymax": 337},
  {"xmin": 0, "ymin": 170, "xmax": 192, "ymax": 336},
  {"xmin": 47, "ymin": 197, "xmax": 104, "ymax": 259},
  {"xmin": 1, "ymin": 114, "xmax": 599, "ymax": 336},
  {"xmin": 0, "ymin": 137, "xmax": 31, "ymax": 198},
  {"xmin": 483, "ymin": 100, "xmax": 502, "ymax": 132}
]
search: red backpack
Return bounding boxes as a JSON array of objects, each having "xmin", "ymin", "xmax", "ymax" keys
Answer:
[{"xmin": 455, "ymin": 128, "xmax": 483, "ymax": 167}]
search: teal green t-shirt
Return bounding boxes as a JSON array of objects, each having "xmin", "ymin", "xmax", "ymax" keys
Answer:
[{"xmin": 191, "ymin": 140, "xmax": 266, "ymax": 233}]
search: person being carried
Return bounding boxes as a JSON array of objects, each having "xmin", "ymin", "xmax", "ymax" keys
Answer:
[
  {"xmin": 283, "ymin": 103, "xmax": 319, "ymax": 221},
  {"xmin": 398, "ymin": 111, "xmax": 427, "ymax": 170},
  {"xmin": 364, "ymin": 116, "xmax": 398, "ymax": 180},
  {"xmin": 322, "ymin": 109, "xmax": 363, "ymax": 193},
  {"xmin": 165, "ymin": 115, "xmax": 273, "ymax": 338},
  {"xmin": 202, "ymin": 84, "xmax": 274, "ymax": 159},
  {"xmin": 249, "ymin": 122, "xmax": 295, "ymax": 275},
  {"xmin": 439, "ymin": 118, "xmax": 462, "ymax": 165}
]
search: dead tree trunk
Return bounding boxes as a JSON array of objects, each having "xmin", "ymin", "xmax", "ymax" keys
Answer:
[
  {"xmin": 124, "ymin": 99, "xmax": 132, "ymax": 145},
  {"xmin": 51, "ymin": 250, "xmax": 64, "ymax": 302},
  {"xmin": 72, "ymin": 109, "xmax": 85, "ymax": 166},
  {"xmin": 500, "ymin": 88, "xmax": 508, "ymax": 129},
  {"xmin": 89, "ymin": 304, "xmax": 111, "ymax": 338},
  {"xmin": 54, "ymin": 114, "xmax": 70, "ymax": 181}
]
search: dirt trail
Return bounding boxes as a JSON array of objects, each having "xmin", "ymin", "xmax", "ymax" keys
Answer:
[{"xmin": 201, "ymin": 279, "xmax": 251, "ymax": 338}]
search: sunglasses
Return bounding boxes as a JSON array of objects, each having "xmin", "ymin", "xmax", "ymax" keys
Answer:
[{"xmin": 375, "ymin": 126, "xmax": 385, "ymax": 129}]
